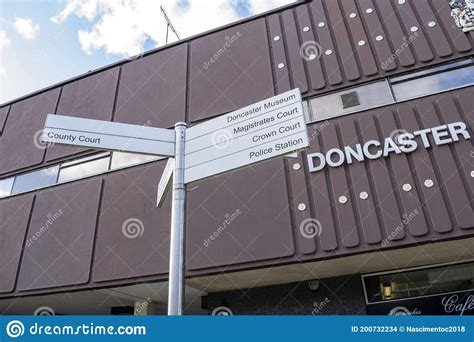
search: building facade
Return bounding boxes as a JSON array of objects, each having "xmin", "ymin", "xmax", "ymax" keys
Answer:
[{"xmin": 0, "ymin": 0, "xmax": 473, "ymax": 315}]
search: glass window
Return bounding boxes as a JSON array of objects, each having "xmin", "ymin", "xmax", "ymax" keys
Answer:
[
  {"xmin": 363, "ymin": 262, "xmax": 474, "ymax": 303},
  {"xmin": 58, "ymin": 156, "xmax": 110, "ymax": 183},
  {"xmin": 111, "ymin": 152, "xmax": 161, "ymax": 170},
  {"xmin": 391, "ymin": 64, "xmax": 474, "ymax": 102},
  {"xmin": 61, "ymin": 152, "xmax": 110, "ymax": 168},
  {"xmin": 0, "ymin": 177, "xmax": 14, "ymax": 198},
  {"xmin": 11, "ymin": 166, "xmax": 59, "ymax": 194},
  {"xmin": 309, "ymin": 81, "xmax": 394, "ymax": 122}
]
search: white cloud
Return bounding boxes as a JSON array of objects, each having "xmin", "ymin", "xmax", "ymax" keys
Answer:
[
  {"xmin": 52, "ymin": 0, "xmax": 295, "ymax": 57},
  {"xmin": 14, "ymin": 17, "xmax": 40, "ymax": 40}
]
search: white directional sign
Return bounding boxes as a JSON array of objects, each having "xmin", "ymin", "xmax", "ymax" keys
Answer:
[
  {"xmin": 42, "ymin": 114, "xmax": 175, "ymax": 156},
  {"xmin": 156, "ymin": 157, "xmax": 175, "ymax": 208},
  {"xmin": 184, "ymin": 88, "xmax": 309, "ymax": 183}
]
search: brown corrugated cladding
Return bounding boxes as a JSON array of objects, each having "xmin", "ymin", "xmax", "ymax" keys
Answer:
[{"xmin": 0, "ymin": 0, "xmax": 473, "ymax": 297}]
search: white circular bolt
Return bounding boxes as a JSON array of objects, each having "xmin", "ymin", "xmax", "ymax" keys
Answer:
[
  {"xmin": 360, "ymin": 192, "xmax": 369, "ymax": 200},
  {"xmin": 325, "ymin": 49, "xmax": 333, "ymax": 55},
  {"xmin": 318, "ymin": 22, "xmax": 325, "ymax": 28},
  {"xmin": 424, "ymin": 179, "xmax": 434, "ymax": 188},
  {"xmin": 358, "ymin": 40, "xmax": 366, "ymax": 46},
  {"xmin": 471, "ymin": 171, "xmax": 474, "ymax": 178},
  {"xmin": 303, "ymin": 26, "xmax": 310, "ymax": 32},
  {"xmin": 278, "ymin": 63, "xmax": 285, "ymax": 69},
  {"xmin": 298, "ymin": 203, "xmax": 307, "ymax": 211},
  {"xmin": 428, "ymin": 21, "xmax": 436, "ymax": 27},
  {"xmin": 293, "ymin": 163, "xmax": 301, "ymax": 170},
  {"xmin": 376, "ymin": 35, "xmax": 384, "ymax": 41},
  {"xmin": 402, "ymin": 184, "xmax": 412, "ymax": 192},
  {"xmin": 399, "ymin": 0, "xmax": 406, "ymax": 4},
  {"xmin": 366, "ymin": 8, "xmax": 373, "ymax": 14},
  {"xmin": 339, "ymin": 195, "xmax": 348, "ymax": 204},
  {"xmin": 273, "ymin": 35, "xmax": 281, "ymax": 41},
  {"xmin": 349, "ymin": 13, "xmax": 357, "ymax": 19},
  {"xmin": 410, "ymin": 26, "xmax": 418, "ymax": 32}
]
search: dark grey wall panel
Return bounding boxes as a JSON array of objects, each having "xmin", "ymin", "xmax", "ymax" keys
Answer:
[
  {"xmin": 45, "ymin": 68, "xmax": 119, "ymax": 161},
  {"xmin": 0, "ymin": 195, "xmax": 33, "ymax": 293},
  {"xmin": 17, "ymin": 179, "xmax": 101, "ymax": 291},
  {"xmin": 0, "ymin": 89, "xmax": 60, "ymax": 175},
  {"xmin": 186, "ymin": 159, "xmax": 294, "ymax": 270},
  {"xmin": 93, "ymin": 162, "xmax": 171, "ymax": 282},
  {"xmin": 0, "ymin": 106, "xmax": 9, "ymax": 135},
  {"xmin": 188, "ymin": 19, "xmax": 274, "ymax": 122},
  {"xmin": 114, "ymin": 44, "xmax": 187, "ymax": 128}
]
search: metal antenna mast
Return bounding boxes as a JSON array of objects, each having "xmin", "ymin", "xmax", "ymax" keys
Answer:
[{"xmin": 160, "ymin": 5, "xmax": 181, "ymax": 44}]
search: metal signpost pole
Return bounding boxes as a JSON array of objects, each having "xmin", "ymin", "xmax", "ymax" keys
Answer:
[{"xmin": 167, "ymin": 122, "xmax": 187, "ymax": 315}]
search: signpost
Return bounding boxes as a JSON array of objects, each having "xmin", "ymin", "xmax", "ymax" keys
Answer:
[
  {"xmin": 41, "ymin": 88, "xmax": 309, "ymax": 316},
  {"xmin": 43, "ymin": 114, "xmax": 175, "ymax": 156},
  {"xmin": 184, "ymin": 88, "xmax": 308, "ymax": 183}
]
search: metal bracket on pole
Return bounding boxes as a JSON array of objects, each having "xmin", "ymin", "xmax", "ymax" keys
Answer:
[{"xmin": 167, "ymin": 122, "xmax": 187, "ymax": 315}]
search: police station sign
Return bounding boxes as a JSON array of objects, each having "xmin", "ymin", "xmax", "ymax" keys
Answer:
[{"xmin": 307, "ymin": 122, "xmax": 471, "ymax": 172}]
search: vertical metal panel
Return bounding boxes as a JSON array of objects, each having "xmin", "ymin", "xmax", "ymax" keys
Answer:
[
  {"xmin": 373, "ymin": 0, "xmax": 415, "ymax": 67},
  {"xmin": 412, "ymin": 0, "xmax": 453, "ymax": 58},
  {"xmin": 358, "ymin": 0, "xmax": 397, "ymax": 72},
  {"xmin": 93, "ymin": 162, "xmax": 171, "ymax": 282},
  {"xmin": 17, "ymin": 179, "xmax": 101, "ymax": 291},
  {"xmin": 281, "ymin": 9, "xmax": 308, "ymax": 93},
  {"xmin": 45, "ymin": 68, "xmax": 119, "ymax": 161},
  {"xmin": 114, "ymin": 45, "xmax": 187, "ymax": 129},
  {"xmin": 357, "ymin": 110, "xmax": 405, "ymax": 244},
  {"xmin": 295, "ymin": 5, "xmax": 326, "ymax": 90},
  {"xmin": 320, "ymin": 124, "xmax": 360, "ymax": 248},
  {"xmin": 394, "ymin": 0, "xmax": 434, "ymax": 63},
  {"xmin": 325, "ymin": 0, "xmax": 361, "ymax": 81},
  {"xmin": 0, "ymin": 89, "xmax": 60, "ymax": 175},
  {"xmin": 339, "ymin": 119, "xmax": 381, "ymax": 244},
  {"xmin": 188, "ymin": 19, "xmax": 274, "ymax": 122},
  {"xmin": 395, "ymin": 103, "xmax": 452, "ymax": 234},
  {"xmin": 376, "ymin": 110, "xmax": 430, "ymax": 237},
  {"xmin": 309, "ymin": 0, "xmax": 343, "ymax": 86},
  {"xmin": 186, "ymin": 159, "xmax": 294, "ymax": 270},
  {"xmin": 0, "ymin": 106, "xmax": 9, "ymax": 135},
  {"xmin": 339, "ymin": 0, "xmax": 378, "ymax": 77},
  {"xmin": 0, "ymin": 195, "xmax": 33, "ymax": 293},
  {"xmin": 267, "ymin": 14, "xmax": 292, "ymax": 93},
  {"xmin": 306, "ymin": 126, "xmax": 338, "ymax": 252},
  {"xmin": 287, "ymin": 154, "xmax": 316, "ymax": 255}
]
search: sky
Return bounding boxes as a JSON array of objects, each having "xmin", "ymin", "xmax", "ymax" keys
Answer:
[{"xmin": 0, "ymin": 0, "xmax": 295, "ymax": 104}]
